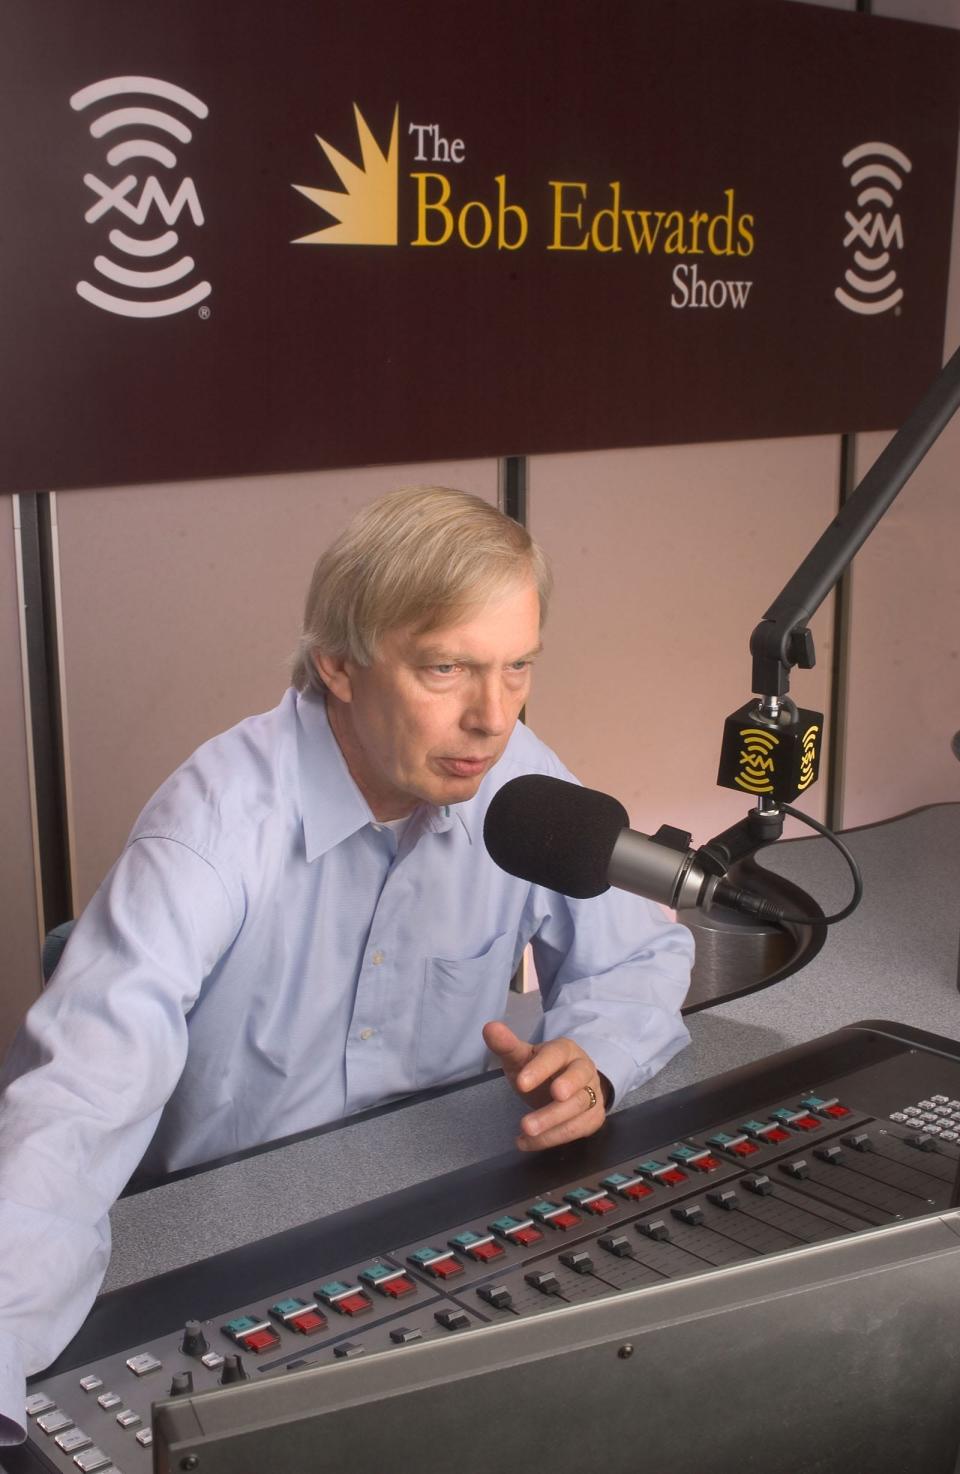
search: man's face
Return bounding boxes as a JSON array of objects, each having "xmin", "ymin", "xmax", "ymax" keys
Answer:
[{"xmin": 321, "ymin": 578, "xmax": 542, "ymax": 819}]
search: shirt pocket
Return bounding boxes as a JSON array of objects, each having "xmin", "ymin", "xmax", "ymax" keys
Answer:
[{"xmin": 415, "ymin": 931, "xmax": 515, "ymax": 1089}]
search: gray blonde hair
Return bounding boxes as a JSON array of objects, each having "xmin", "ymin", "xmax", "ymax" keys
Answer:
[{"xmin": 292, "ymin": 486, "xmax": 551, "ymax": 692}]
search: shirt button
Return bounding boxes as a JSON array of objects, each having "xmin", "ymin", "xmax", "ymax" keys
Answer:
[
  {"xmin": 371, "ymin": 950, "xmax": 385, "ymax": 965},
  {"xmin": 360, "ymin": 1028, "xmax": 376, "ymax": 1041}
]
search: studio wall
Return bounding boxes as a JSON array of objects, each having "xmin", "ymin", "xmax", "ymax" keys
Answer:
[{"xmin": 524, "ymin": 437, "xmax": 838, "ymax": 846}]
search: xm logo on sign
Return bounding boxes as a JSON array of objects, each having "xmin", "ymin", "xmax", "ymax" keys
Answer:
[
  {"xmin": 70, "ymin": 76, "xmax": 211, "ymax": 317},
  {"xmin": 835, "ymin": 141, "xmax": 911, "ymax": 316}
]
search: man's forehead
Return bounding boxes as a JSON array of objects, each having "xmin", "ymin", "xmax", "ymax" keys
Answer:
[{"xmin": 383, "ymin": 584, "xmax": 541, "ymax": 660}]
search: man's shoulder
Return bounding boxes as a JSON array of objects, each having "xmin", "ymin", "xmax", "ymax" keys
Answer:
[{"xmin": 129, "ymin": 690, "xmax": 299, "ymax": 854}]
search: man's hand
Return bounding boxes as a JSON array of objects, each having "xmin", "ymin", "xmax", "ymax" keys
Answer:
[{"xmin": 482, "ymin": 1019, "xmax": 608, "ymax": 1152}]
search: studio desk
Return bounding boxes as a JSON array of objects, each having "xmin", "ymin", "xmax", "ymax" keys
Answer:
[{"xmin": 12, "ymin": 803, "xmax": 960, "ymax": 1474}]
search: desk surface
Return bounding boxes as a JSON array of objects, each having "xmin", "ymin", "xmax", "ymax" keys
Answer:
[{"xmin": 102, "ymin": 802, "xmax": 960, "ymax": 1295}]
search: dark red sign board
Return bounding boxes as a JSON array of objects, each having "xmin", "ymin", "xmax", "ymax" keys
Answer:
[{"xmin": 1, "ymin": 0, "xmax": 957, "ymax": 492}]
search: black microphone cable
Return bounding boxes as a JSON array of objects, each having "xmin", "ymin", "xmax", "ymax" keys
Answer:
[{"xmin": 714, "ymin": 802, "xmax": 863, "ymax": 926}]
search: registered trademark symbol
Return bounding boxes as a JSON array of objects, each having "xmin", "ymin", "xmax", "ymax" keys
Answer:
[{"xmin": 198, "ymin": 305, "xmax": 211, "ymax": 320}]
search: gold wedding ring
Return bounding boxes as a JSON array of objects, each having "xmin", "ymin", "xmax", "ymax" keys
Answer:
[{"xmin": 584, "ymin": 1083, "xmax": 598, "ymax": 1111}]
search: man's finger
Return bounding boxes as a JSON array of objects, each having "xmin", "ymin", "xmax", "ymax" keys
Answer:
[
  {"xmin": 517, "ymin": 1097, "xmax": 605, "ymax": 1152},
  {"xmin": 515, "ymin": 1036, "xmax": 580, "ymax": 1094},
  {"xmin": 519, "ymin": 1074, "xmax": 599, "ymax": 1140},
  {"xmin": 482, "ymin": 1019, "xmax": 535, "ymax": 1072},
  {"xmin": 546, "ymin": 1054, "xmax": 595, "ymax": 1103}
]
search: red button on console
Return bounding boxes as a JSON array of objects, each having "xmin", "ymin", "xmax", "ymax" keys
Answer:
[
  {"xmin": 335, "ymin": 1293, "xmax": 373, "ymax": 1316},
  {"xmin": 287, "ymin": 1310, "xmax": 327, "ymax": 1336},
  {"xmin": 583, "ymin": 1195, "xmax": 617, "ymax": 1215},
  {"xmin": 465, "ymin": 1240, "xmax": 503, "ymax": 1262},
  {"xmin": 241, "ymin": 1328, "xmax": 281, "ymax": 1353},
  {"xmin": 510, "ymin": 1225, "xmax": 544, "ymax": 1246},
  {"xmin": 380, "ymin": 1275, "xmax": 416, "ymax": 1299},
  {"xmin": 426, "ymin": 1257, "xmax": 464, "ymax": 1279}
]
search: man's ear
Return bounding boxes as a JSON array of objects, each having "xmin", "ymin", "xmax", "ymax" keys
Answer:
[{"xmin": 313, "ymin": 650, "xmax": 354, "ymax": 703}]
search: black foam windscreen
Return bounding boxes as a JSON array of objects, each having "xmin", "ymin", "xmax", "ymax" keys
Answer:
[{"xmin": 482, "ymin": 774, "xmax": 629, "ymax": 899}]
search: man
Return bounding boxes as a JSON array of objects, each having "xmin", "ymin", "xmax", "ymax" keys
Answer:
[{"xmin": 0, "ymin": 486, "xmax": 692, "ymax": 1442}]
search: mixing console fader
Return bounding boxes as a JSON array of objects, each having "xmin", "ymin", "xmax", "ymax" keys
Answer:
[{"xmin": 13, "ymin": 1021, "xmax": 960, "ymax": 1474}]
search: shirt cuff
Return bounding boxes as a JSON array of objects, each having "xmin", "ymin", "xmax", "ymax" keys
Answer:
[
  {"xmin": 0, "ymin": 1331, "xmax": 27, "ymax": 1445},
  {"xmin": 565, "ymin": 1021, "xmax": 690, "ymax": 1111},
  {"xmin": 570, "ymin": 1034, "xmax": 643, "ymax": 1109}
]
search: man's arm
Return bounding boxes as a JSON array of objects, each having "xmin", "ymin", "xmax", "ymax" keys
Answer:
[
  {"xmin": 487, "ymin": 882, "xmax": 693, "ymax": 1152},
  {"xmin": 0, "ymin": 836, "xmax": 236, "ymax": 1442}
]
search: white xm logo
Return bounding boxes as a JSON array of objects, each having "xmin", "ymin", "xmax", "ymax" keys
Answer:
[
  {"xmin": 71, "ymin": 75, "xmax": 211, "ymax": 318},
  {"xmin": 835, "ymin": 141, "xmax": 911, "ymax": 316}
]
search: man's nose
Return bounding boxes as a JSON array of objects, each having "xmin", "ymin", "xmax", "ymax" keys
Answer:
[{"xmin": 464, "ymin": 676, "xmax": 509, "ymax": 735}]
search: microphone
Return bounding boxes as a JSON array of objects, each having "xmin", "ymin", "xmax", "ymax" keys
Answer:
[{"xmin": 483, "ymin": 774, "xmax": 788, "ymax": 920}]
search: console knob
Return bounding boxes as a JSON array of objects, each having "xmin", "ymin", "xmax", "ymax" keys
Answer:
[
  {"xmin": 170, "ymin": 1372, "xmax": 194, "ymax": 1397},
  {"xmin": 220, "ymin": 1354, "xmax": 248, "ymax": 1384},
  {"xmin": 181, "ymin": 1321, "xmax": 209, "ymax": 1357}
]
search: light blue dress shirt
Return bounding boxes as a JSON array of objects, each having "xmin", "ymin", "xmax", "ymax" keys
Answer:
[{"xmin": 0, "ymin": 688, "xmax": 692, "ymax": 1440}]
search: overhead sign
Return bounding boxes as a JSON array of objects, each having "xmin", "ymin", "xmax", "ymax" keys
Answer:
[{"xmin": 1, "ymin": 0, "xmax": 958, "ymax": 492}]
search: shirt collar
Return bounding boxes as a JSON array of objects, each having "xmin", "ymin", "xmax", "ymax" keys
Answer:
[
  {"xmin": 295, "ymin": 689, "xmax": 472, "ymax": 859},
  {"xmin": 442, "ymin": 788, "xmax": 483, "ymax": 844}
]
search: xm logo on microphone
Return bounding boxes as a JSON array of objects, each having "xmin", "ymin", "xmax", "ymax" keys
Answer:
[
  {"xmin": 835, "ymin": 142, "xmax": 911, "ymax": 316},
  {"xmin": 796, "ymin": 724, "xmax": 820, "ymax": 794},
  {"xmin": 70, "ymin": 76, "xmax": 211, "ymax": 317},
  {"xmin": 734, "ymin": 728, "xmax": 778, "ymax": 795}
]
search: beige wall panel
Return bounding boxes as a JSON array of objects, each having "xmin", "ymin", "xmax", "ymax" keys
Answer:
[
  {"xmin": 841, "ymin": 408, "xmax": 960, "ymax": 828},
  {"xmin": 0, "ymin": 499, "xmax": 43, "ymax": 1053},
  {"xmin": 526, "ymin": 439, "xmax": 838, "ymax": 848},
  {"xmin": 840, "ymin": 0, "xmax": 960, "ymax": 828},
  {"xmin": 57, "ymin": 461, "xmax": 498, "ymax": 910}
]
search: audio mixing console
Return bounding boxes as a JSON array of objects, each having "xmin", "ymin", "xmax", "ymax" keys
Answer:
[{"xmin": 12, "ymin": 1021, "xmax": 960, "ymax": 1474}]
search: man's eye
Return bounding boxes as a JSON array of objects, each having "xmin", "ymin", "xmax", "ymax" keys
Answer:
[
  {"xmin": 431, "ymin": 664, "xmax": 458, "ymax": 675},
  {"xmin": 508, "ymin": 661, "xmax": 531, "ymax": 672}
]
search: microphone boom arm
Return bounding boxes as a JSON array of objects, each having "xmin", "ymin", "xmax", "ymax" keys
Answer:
[
  {"xmin": 710, "ymin": 341, "xmax": 960, "ymax": 875},
  {"xmin": 750, "ymin": 341, "xmax": 960, "ymax": 701}
]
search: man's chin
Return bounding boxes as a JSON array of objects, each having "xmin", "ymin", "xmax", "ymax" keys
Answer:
[
  {"xmin": 425, "ymin": 767, "xmax": 490, "ymax": 807},
  {"xmin": 436, "ymin": 776, "xmax": 486, "ymax": 806}
]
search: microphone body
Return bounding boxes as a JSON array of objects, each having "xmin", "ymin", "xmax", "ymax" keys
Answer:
[
  {"xmin": 484, "ymin": 774, "xmax": 786, "ymax": 922},
  {"xmin": 607, "ymin": 827, "xmax": 719, "ymax": 911},
  {"xmin": 483, "ymin": 773, "xmax": 716, "ymax": 906}
]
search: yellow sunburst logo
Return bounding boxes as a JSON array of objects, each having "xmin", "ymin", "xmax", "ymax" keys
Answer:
[{"xmin": 293, "ymin": 104, "xmax": 398, "ymax": 246}]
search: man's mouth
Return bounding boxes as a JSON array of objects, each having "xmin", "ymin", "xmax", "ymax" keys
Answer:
[{"xmin": 436, "ymin": 756, "xmax": 491, "ymax": 777}]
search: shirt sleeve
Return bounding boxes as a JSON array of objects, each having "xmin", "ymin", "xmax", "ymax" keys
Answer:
[
  {"xmin": 528, "ymin": 884, "xmax": 693, "ymax": 1105},
  {"xmin": 0, "ymin": 835, "xmax": 237, "ymax": 1443}
]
